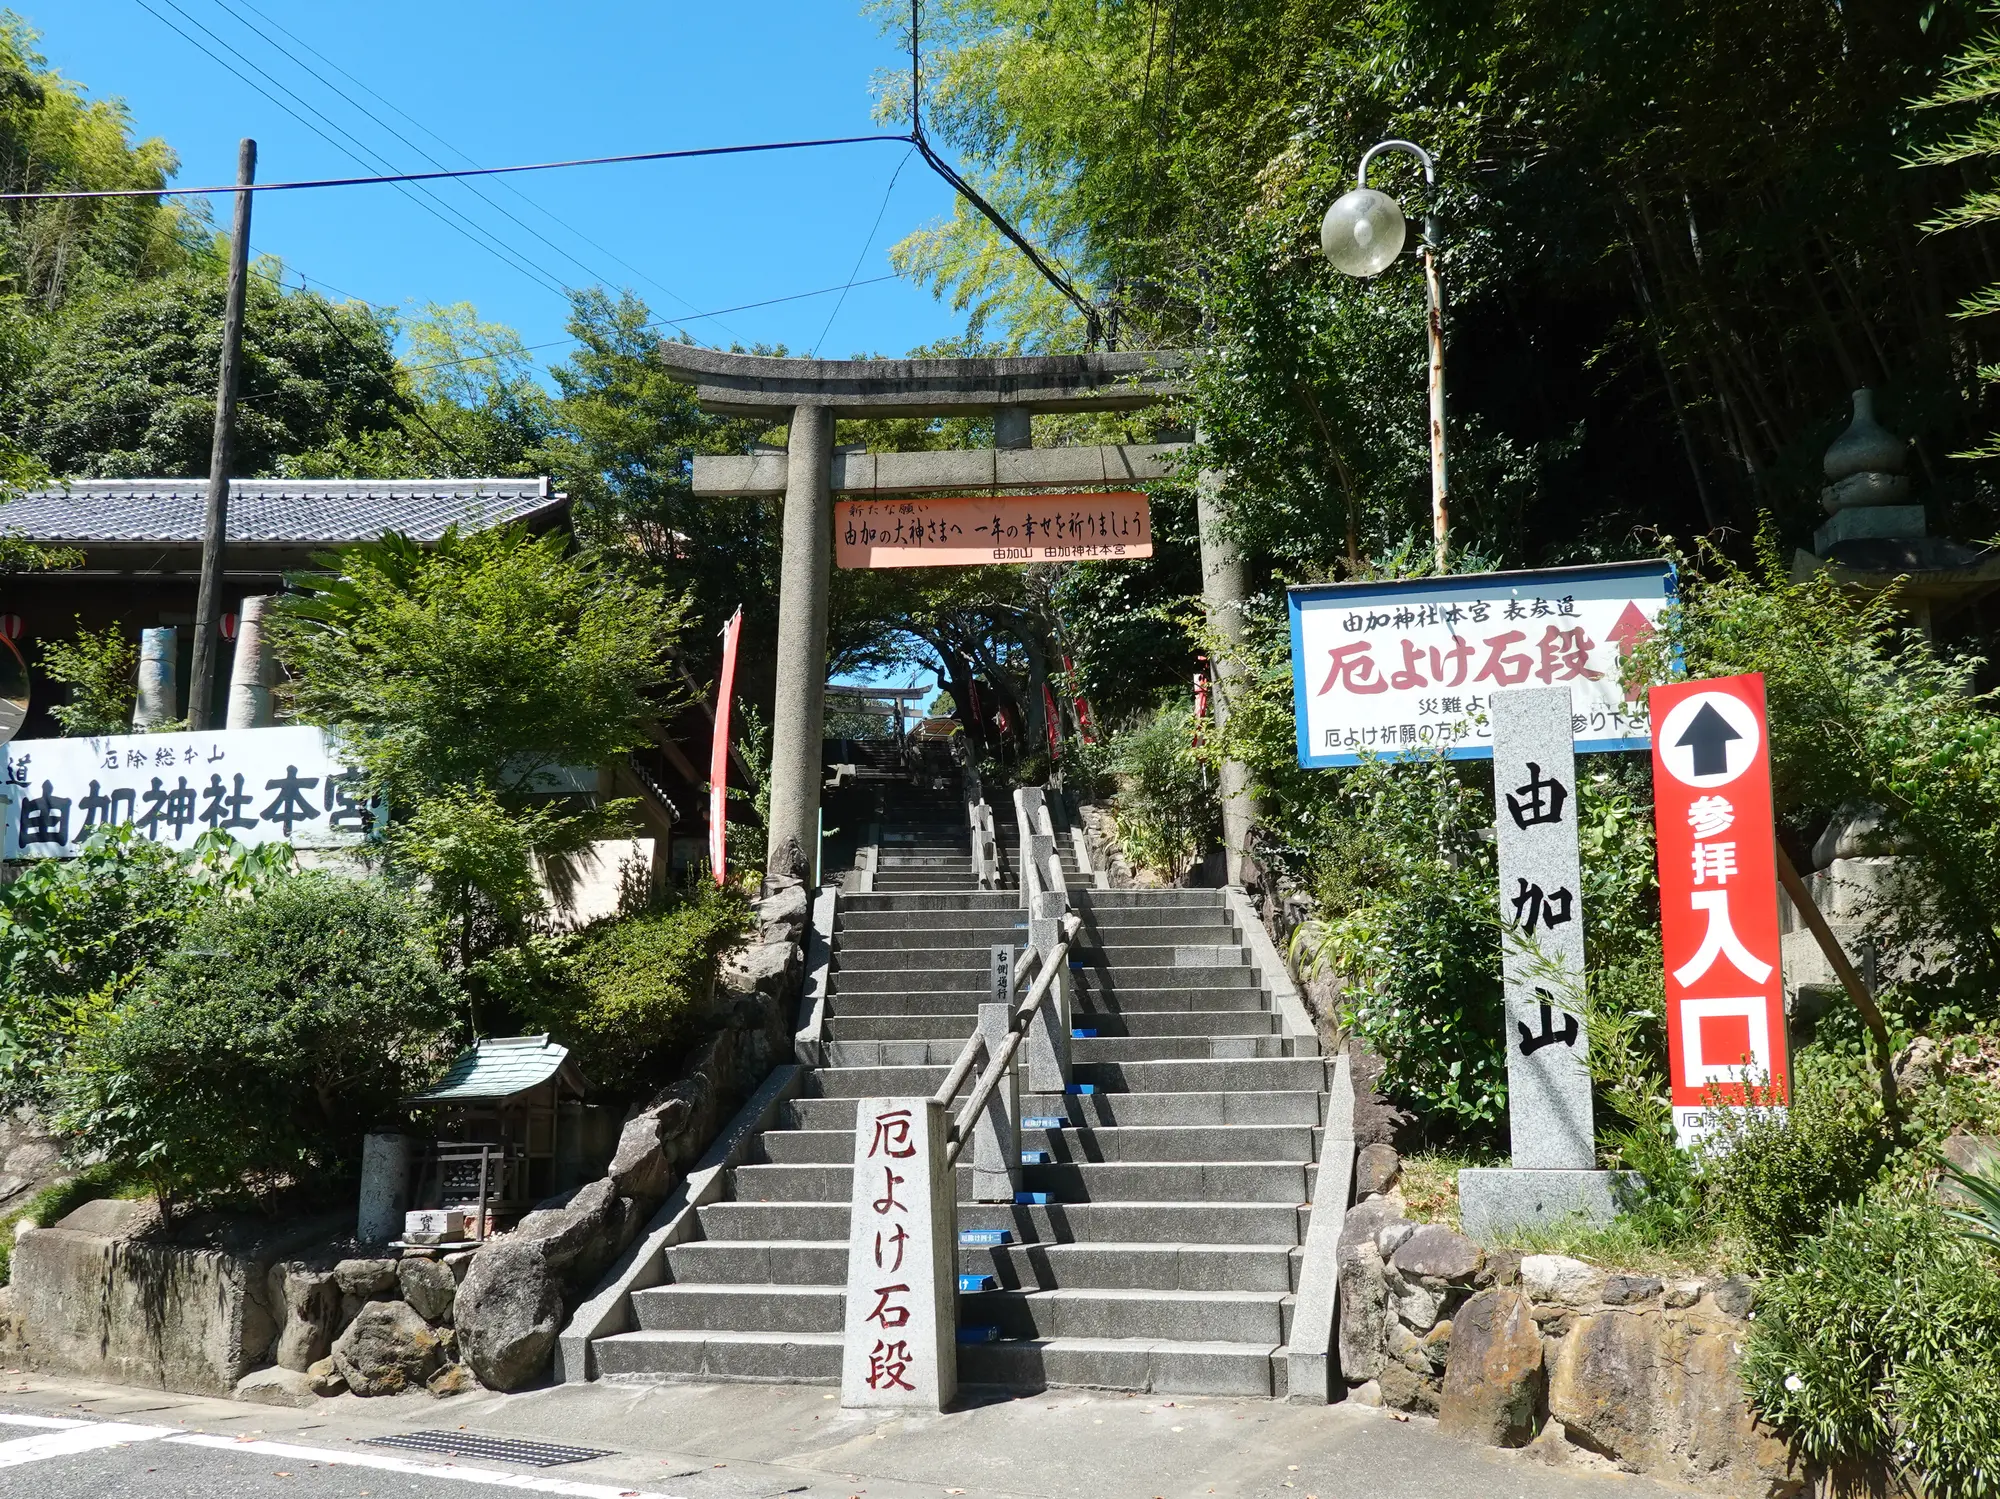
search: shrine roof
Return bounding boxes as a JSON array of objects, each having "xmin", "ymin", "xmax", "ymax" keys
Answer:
[
  {"xmin": 406, "ymin": 1035, "xmax": 584, "ymax": 1106},
  {"xmin": 0, "ymin": 477, "xmax": 561, "ymax": 546}
]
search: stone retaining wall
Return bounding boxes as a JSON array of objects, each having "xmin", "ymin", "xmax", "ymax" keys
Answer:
[{"xmin": 1338, "ymin": 1153, "xmax": 1802, "ymax": 1497}]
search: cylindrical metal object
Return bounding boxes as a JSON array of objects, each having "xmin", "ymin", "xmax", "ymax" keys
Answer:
[{"xmin": 1424, "ymin": 244, "xmax": 1449, "ymax": 572}]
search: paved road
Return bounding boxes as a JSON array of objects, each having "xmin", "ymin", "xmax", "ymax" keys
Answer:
[{"xmin": 0, "ymin": 1375, "xmax": 1696, "ymax": 1499}]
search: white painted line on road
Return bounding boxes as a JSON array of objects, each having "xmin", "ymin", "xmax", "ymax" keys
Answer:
[
  {"xmin": 0, "ymin": 1421, "xmax": 174, "ymax": 1466},
  {"xmin": 0, "ymin": 1413, "xmax": 88, "ymax": 1429},
  {"xmin": 166, "ymin": 1434, "xmax": 685, "ymax": 1498}
]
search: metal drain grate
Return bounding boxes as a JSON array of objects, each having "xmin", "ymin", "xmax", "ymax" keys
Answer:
[{"xmin": 362, "ymin": 1430, "xmax": 615, "ymax": 1467}]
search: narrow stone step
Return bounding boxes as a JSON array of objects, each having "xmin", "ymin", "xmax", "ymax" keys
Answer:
[
  {"xmin": 958, "ymin": 1335, "xmax": 1283, "ymax": 1398},
  {"xmin": 730, "ymin": 1160, "xmax": 1312, "ymax": 1205},
  {"xmin": 822, "ymin": 986, "xmax": 1274, "ymax": 1015},
  {"xmin": 784, "ymin": 1088, "xmax": 1327, "ymax": 1130},
  {"xmin": 663, "ymin": 1239, "xmax": 845, "ymax": 1284},
  {"xmin": 593, "ymin": 1329, "xmax": 842, "ymax": 1384},
  {"xmin": 1069, "ymin": 966, "xmax": 1261, "ymax": 992},
  {"xmin": 632, "ymin": 1283, "xmax": 843, "ymax": 1334},
  {"xmin": 1073, "ymin": 1057, "xmax": 1329, "ymax": 1093},
  {"xmin": 823, "ymin": 1009, "xmax": 1279, "ymax": 1042},
  {"xmin": 959, "ymin": 1286, "xmax": 1292, "ymax": 1345},
  {"xmin": 1069, "ymin": 1035, "xmax": 1289, "ymax": 1062},
  {"xmin": 697, "ymin": 1199, "xmax": 1310, "ymax": 1245},
  {"xmin": 963, "ymin": 1241, "xmax": 1301, "ymax": 1292}
]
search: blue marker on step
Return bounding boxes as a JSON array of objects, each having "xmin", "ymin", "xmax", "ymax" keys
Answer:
[
  {"xmin": 1014, "ymin": 1191, "xmax": 1052, "ymax": 1205},
  {"xmin": 1023, "ymin": 1116, "xmax": 1067, "ymax": 1130},
  {"xmin": 1020, "ymin": 1150, "xmax": 1050, "ymax": 1165},
  {"xmin": 958, "ymin": 1228, "xmax": 1013, "ymax": 1246},
  {"xmin": 957, "ymin": 1274, "xmax": 997, "ymax": 1292}
]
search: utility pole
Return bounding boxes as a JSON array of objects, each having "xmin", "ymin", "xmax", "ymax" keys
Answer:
[{"xmin": 187, "ymin": 137, "xmax": 256, "ymax": 732}]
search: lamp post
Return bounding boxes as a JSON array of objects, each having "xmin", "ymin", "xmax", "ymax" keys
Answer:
[{"xmin": 1320, "ymin": 140, "xmax": 1448, "ymax": 572}]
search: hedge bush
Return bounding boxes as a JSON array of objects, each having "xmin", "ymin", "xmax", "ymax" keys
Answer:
[
  {"xmin": 517, "ymin": 880, "xmax": 749, "ymax": 1092},
  {"xmin": 53, "ymin": 873, "xmax": 460, "ymax": 1210}
]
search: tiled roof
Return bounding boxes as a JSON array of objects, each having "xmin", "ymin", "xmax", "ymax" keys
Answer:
[
  {"xmin": 406, "ymin": 1035, "xmax": 581, "ymax": 1105},
  {"xmin": 0, "ymin": 477, "xmax": 559, "ymax": 545}
]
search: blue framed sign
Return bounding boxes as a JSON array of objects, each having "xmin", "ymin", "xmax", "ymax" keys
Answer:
[{"xmin": 1288, "ymin": 559, "xmax": 1677, "ymax": 768}]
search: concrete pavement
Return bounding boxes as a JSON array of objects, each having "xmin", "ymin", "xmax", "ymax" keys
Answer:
[{"xmin": 0, "ymin": 1372, "xmax": 1698, "ymax": 1499}]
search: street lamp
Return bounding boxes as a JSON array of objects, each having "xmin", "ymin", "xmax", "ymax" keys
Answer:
[{"xmin": 1320, "ymin": 140, "xmax": 1449, "ymax": 572}]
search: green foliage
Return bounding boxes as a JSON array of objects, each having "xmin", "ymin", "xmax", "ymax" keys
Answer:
[
  {"xmin": 10, "ymin": 266, "xmax": 404, "ymax": 479},
  {"xmin": 1702, "ymin": 1059, "xmax": 1891, "ymax": 1271},
  {"xmin": 270, "ymin": 523, "xmax": 687, "ymax": 806},
  {"xmin": 1288, "ymin": 752, "xmax": 1507, "ymax": 1134},
  {"xmin": 1105, "ymin": 706, "xmax": 1216, "ymax": 880},
  {"xmin": 1942, "ymin": 1154, "xmax": 2000, "ymax": 1252},
  {"xmin": 0, "ymin": 827, "xmax": 292, "ymax": 1108},
  {"xmin": 1633, "ymin": 543, "xmax": 2000, "ymax": 1033},
  {"xmin": 37, "ymin": 619, "xmax": 136, "ymax": 735},
  {"xmin": 53, "ymin": 873, "xmax": 459, "ymax": 1210},
  {"xmin": 516, "ymin": 880, "xmax": 750, "ymax": 1093},
  {"xmin": 1743, "ymin": 1188, "xmax": 2000, "ymax": 1496}
]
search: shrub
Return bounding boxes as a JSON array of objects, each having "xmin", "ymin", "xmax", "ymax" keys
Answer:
[
  {"xmin": 1702, "ymin": 1057, "xmax": 1889, "ymax": 1270},
  {"xmin": 37, "ymin": 621, "xmax": 137, "ymax": 735},
  {"xmin": 1107, "ymin": 707, "xmax": 1217, "ymax": 881},
  {"xmin": 1743, "ymin": 1188, "xmax": 2000, "ymax": 1496},
  {"xmin": 1290, "ymin": 753, "xmax": 1507, "ymax": 1134},
  {"xmin": 516, "ymin": 880, "xmax": 749, "ymax": 1093},
  {"xmin": 0, "ymin": 827, "xmax": 292, "ymax": 1107},
  {"xmin": 53, "ymin": 873, "xmax": 460, "ymax": 1210}
]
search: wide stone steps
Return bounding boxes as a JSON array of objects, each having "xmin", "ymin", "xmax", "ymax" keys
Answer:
[{"xmin": 586, "ymin": 812, "xmax": 1327, "ymax": 1399}]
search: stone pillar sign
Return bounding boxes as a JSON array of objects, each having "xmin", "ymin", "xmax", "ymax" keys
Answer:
[
  {"xmin": 1492, "ymin": 686, "xmax": 1593, "ymax": 1167},
  {"xmin": 840, "ymin": 1097, "xmax": 957, "ymax": 1411},
  {"xmin": 1460, "ymin": 686, "xmax": 1633, "ymax": 1238}
]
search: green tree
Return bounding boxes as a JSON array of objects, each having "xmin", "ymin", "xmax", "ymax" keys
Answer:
[
  {"xmin": 269, "ymin": 523, "xmax": 689, "ymax": 807},
  {"xmin": 37, "ymin": 619, "xmax": 136, "ymax": 735},
  {"xmin": 8, "ymin": 265, "xmax": 404, "ymax": 478}
]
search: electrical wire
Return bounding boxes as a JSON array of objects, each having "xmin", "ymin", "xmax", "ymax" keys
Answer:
[
  {"xmin": 813, "ymin": 148, "xmax": 914, "ymax": 356},
  {"xmin": 132, "ymin": 0, "xmax": 573, "ymax": 297},
  {"xmin": 224, "ymin": 0, "xmax": 724, "ymax": 330}
]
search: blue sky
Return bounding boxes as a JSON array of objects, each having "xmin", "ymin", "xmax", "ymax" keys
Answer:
[{"xmin": 36, "ymin": 1, "xmax": 967, "ymax": 364}]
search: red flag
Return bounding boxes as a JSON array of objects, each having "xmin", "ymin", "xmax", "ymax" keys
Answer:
[
  {"xmin": 709, "ymin": 607, "xmax": 743, "ymax": 886},
  {"xmin": 1192, "ymin": 669, "xmax": 1209, "ymax": 748},
  {"xmin": 1042, "ymin": 683, "xmax": 1061, "ymax": 761}
]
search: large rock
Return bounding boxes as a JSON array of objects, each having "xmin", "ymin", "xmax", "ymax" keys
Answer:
[
  {"xmin": 332, "ymin": 1258, "xmax": 398, "ymax": 1298},
  {"xmin": 269, "ymin": 1265, "xmax": 338, "ymax": 1371},
  {"xmin": 1548, "ymin": 1308, "xmax": 1801, "ymax": 1494},
  {"xmin": 1392, "ymin": 1224, "xmax": 1484, "ymax": 1283},
  {"xmin": 397, "ymin": 1257, "xmax": 457, "ymax": 1325},
  {"xmin": 1437, "ymin": 1289, "xmax": 1542, "ymax": 1448},
  {"xmin": 719, "ymin": 939, "xmax": 798, "ymax": 1002},
  {"xmin": 330, "ymin": 1300, "xmax": 443, "ymax": 1397},
  {"xmin": 1521, "ymin": 1253, "xmax": 1604, "ymax": 1306},
  {"xmin": 234, "ymin": 1364, "xmax": 317, "ymax": 1408},
  {"xmin": 1336, "ymin": 1246, "xmax": 1389, "ymax": 1382},
  {"xmin": 607, "ymin": 1096, "xmax": 694, "ymax": 1201},
  {"xmin": 1354, "ymin": 1144, "xmax": 1402, "ymax": 1198},
  {"xmin": 1338, "ymin": 1197, "xmax": 1407, "ymax": 1256},
  {"xmin": 454, "ymin": 1239, "xmax": 564, "ymax": 1392},
  {"xmin": 511, "ymin": 1177, "xmax": 623, "ymax": 1271},
  {"xmin": 754, "ymin": 884, "xmax": 808, "ymax": 944}
]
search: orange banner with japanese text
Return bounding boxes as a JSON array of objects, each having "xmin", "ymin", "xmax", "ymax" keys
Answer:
[{"xmin": 836, "ymin": 491, "xmax": 1152, "ymax": 568}]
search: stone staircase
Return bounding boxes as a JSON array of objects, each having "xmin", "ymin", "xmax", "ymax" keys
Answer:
[{"xmin": 586, "ymin": 776, "xmax": 1331, "ymax": 1397}]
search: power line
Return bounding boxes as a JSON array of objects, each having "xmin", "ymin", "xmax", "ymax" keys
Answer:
[
  {"xmin": 814, "ymin": 149, "xmax": 914, "ymax": 355},
  {"xmin": 0, "ymin": 125, "xmax": 914, "ymax": 201},
  {"xmin": 131, "ymin": 0, "xmax": 572, "ymax": 298},
  {"xmin": 225, "ymin": 0, "xmax": 726, "ymax": 331},
  {"xmin": 204, "ymin": 0, "xmax": 720, "ymax": 328}
]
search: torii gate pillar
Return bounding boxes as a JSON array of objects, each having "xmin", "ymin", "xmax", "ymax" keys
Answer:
[{"xmin": 766, "ymin": 404, "xmax": 835, "ymax": 878}]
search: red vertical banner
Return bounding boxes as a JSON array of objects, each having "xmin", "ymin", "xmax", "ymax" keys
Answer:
[
  {"xmin": 1649, "ymin": 672, "xmax": 1788, "ymax": 1146},
  {"xmin": 1041, "ymin": 683, "xmax": 1061, "ymax": 761},
  {"xmin": 709, "ymin": 607, "xmax": 743, "ymax": 886}
]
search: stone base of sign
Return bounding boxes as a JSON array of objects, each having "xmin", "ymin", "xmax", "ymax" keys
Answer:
[
  {"xmin": 840, "ymin": 1098, "xmax": 957, "ymax": 1411},
  {"xmin": 1457, "ymin": 1168, "xmax": 1639, "ymax": 1241}
]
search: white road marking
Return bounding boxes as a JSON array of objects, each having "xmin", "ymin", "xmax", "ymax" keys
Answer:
[
  {"xmin": 0, "ymin": 1414, "xmax": 88, "ymax": 1429},
  {"xmin": 166, "ymin": 1433, "xmax": 683, "ymax": 1497},
  {"xmin": 0, "ymin": 1420, "xmax": 174, "ymax": 1466}
]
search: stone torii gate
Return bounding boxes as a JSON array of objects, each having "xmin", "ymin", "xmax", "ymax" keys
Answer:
[{"xmin": 662, "ymin": 345, "xmax": 1256, "ymax": 884}]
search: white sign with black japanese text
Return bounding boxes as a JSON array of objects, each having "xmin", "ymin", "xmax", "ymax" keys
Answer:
[
  {"xmin": 1288, "ymin": 560, "xmax": 1676, "ymax": 768},
  {"xmin": 1, "ymin": 725, "xmax": 381, "ymax": 859}
]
